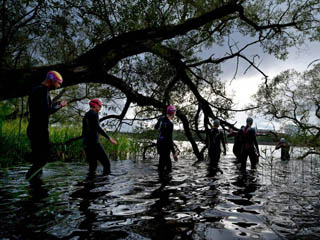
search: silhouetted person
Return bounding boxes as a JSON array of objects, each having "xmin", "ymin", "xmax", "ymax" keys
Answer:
[
  {"xmin": 238, "ymin": 117, "xmax": 259, "ymax": 172},
  {"xmin": 275, "ymin": 138, "xmax": 290, "ymax": 161},
  {"xmin": 208, "ymin": 119, "xmax": 226, "ymax": 171},
  {"xmin": 26, "ymin": 71, "xmax": 67, "ymax": 183},
  {"xmin": 228, "ymin": 126, "xmax": 244, "ymax": 162},
  {"xmin": 82, "ymin": 98, "xmax": 117, "ymax": 176},
  {"xmin": 155, "ymin": 105, "xmax": 178, "ymax": 180}
]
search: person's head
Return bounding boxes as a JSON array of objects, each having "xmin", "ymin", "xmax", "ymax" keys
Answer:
[
  {"xmin": 89, "ymin": 98, "xmax": 102, "ymax": 112},
  {"xmin": 213, "ymin": 119, "xmax": 220, "ymax": 128},
  {"xmin": 167, "ymin": 105, "xmax": 176, "ymax": 119},
  {"xmin": 45, "ymin": 71, "xmax": 63, "ymax": 89},
  {"xmin": 246, "ymin": 117, "xmax": 253, "ymax": 126},
  {"xmin": 280, "ymin": 138, "xmax": 286, "ymax": 143}
]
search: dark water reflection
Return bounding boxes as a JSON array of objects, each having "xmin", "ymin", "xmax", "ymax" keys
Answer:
[{"xmin": 0, "ymin": 147, "xmax": 320, "ymax": 239}]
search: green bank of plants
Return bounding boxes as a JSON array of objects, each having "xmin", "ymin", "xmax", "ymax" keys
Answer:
[
  {"xmin": 0, "ymin": 120, "xmax": 30, "ymax": 167},
  {"xmin": 0, "ymin": 120, "xmax": 144, "ymax": 168}
]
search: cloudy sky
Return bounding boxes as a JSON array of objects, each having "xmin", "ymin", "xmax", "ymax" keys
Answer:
[
  {"xmin": 114, "ymin": 33, "xmax": 320, "ymax": 132},
  {"xmin": 118, "ymin": 40, "xmax": 319, "ymax": 132},
  {"xmin": 215, "ymin": 40, "xmax": 320, "ymax": 130}
]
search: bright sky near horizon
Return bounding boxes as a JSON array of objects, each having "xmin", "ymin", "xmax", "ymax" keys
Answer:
[{"xmin": 218, "ymin": 41, "xmax": 320, "ymax": 130}]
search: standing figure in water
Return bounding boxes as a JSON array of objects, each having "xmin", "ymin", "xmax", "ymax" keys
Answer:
[
  {"xmin": 228, "ymin": 126, "xmax": 244, "ymax": 162},
  {"xmin": 155, "ymin": 105, "xmax": 178, "ymax": 180},
  {"xmin": 208, "ymin": 119, "xmax": 226, "ymax": 171},
  {"xmin": 238, "ymin": 117, "xmax": 260, "ymax": 172},
  {"xmin": 275, "ymin": 138, "xmax": 290, "ymax": 161},
  {"xmin": 26, "ymin": 71, "xmax": 67, "ymax": 183},
  {"xmin": 82, "ymin": 98, "xmax": 117, "ymax": 176}
]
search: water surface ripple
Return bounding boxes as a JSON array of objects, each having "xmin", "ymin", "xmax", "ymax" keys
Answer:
[{"xmin": 0, "ymin": 148, "xmax": 320, "ymax": 239}]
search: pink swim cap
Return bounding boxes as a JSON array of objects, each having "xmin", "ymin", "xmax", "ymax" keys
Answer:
[
  {"xmin": 89, "ymin": 98, "xmax": 102, "ymax": 108},
  {"xmin": 167, "ymin": 105, "xmax": 176, "ymax": 114}
]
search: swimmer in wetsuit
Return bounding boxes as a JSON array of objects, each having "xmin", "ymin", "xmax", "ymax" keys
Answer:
[
  {"xmin": 155, "ymin": 105, "xmax": 178, "ymax": 180},
  {"xmin": 275, "ymin": 138, "xmax": 290, "ymax": 161},
  {"xmin": 238, "ymin": 117, "xmax": 260, "ymax": 172},
  {"xmin": 26, "ymin": 71, "xmax": 67, "ymax": 183},
  {"xmin": 82, "ymin": 98, "xmax": 117, "ymax": 176},
  {"xmin": 208, "ymin": 119, "xmax": 226, "ymax": 170}
]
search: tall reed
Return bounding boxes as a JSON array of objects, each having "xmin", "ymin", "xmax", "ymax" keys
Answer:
[{"xmin": 0, "ymin": 120, "xmax": 144, "ymax": 168}]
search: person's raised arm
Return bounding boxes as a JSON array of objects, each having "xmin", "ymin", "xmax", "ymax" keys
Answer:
[{"xmin": 50, "ymin": 100, "xmax": 67, "ymax": 115}]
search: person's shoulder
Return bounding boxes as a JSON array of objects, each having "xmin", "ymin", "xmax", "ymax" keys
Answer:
[
  {"xmin": 83, "ymin": 111, "xmax": 89, "ymax": 119},
  {"xmin": 86, "ymin": 110, "xmax": 98, "ymax": 117},
  {"xmin": 211, "ymin": 128, "xmax": 220, "ymax": 134},
  {"xmin": 249, "ymin": 127, "xmax": 256, "ymax": 133},
  {"xmin": 31, "ymin": 84, "xmax": 46, "ymax": 94},
  {"xmin": 161, "ymin": 116, "xmax": 171, "ymax": 123}
]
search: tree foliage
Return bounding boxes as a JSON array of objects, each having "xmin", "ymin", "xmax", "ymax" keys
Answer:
[
  {"xmin": 1, "ymin": 0, "xmax": 320, "ymax": 160},
  {"xmin": 252, "ymin": 63, "xmax": 320, "ymax": 157}
]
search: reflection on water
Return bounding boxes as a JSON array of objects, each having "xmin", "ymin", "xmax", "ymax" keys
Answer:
[{"xmin": 0, "ymin": 145, "xmax": 320, "ymax": 239}]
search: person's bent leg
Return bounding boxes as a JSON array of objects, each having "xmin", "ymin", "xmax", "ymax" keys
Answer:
[
  {"xmin": 26, "ymin": 134, "xmax": 49, "ymax": 181},
  {"xmin": 96, "ymin": 143, "xmax": 111, "ymax": 175},
  {"xmin": 158, "ymin": 153, "xmax": 165, "ymax": 179},
  {"xmin": 208, "ymin": 148, "xmax": 215, "ymax": 166},
  {"xmin": 240, "ymin": 151, "xmax": 248, "ymax": 172},
  {"xmin": 249, "ymin": 150, "xmax": 258, "ymax": 169},
  {"xmin": 85, "ymin": 144, "xmax": 98, "ymax": 176},
  {"xmin": 163, "ymin": 147, "xmax": 172, "ymax": 174},
  {"xmin": 209, "ymin": 149, "xmax": 220, "ymax": 169}
]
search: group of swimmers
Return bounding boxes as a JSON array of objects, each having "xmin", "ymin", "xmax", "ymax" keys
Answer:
[{"xmin": 26, "ymin": 70, "xmax": 290, "ymax": 184}]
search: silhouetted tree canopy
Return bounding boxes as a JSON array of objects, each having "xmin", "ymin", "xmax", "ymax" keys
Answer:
[
  {"xmin": 1, "ymin": 0, "xmax": 319, "ymax": 160},
  {"xmin": 252, "ymin": 63, "xmax": 320, "ymax": 157}
]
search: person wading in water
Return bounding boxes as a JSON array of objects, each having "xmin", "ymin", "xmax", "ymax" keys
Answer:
[
  {"xmin": 26, "ymin": 71, "xmax": 67, "ymax": 184},
  {"xmin": 228, "ymin": 126, "xmax": 244, "ymax": 162},
  {"xmin": 82, "ymin": 98, "xmax": 117, "ymax": 177},
  {"xmin": 155, "ymin": 105, "xmax": 178, "ymax": 180},
  {"xmin": 208, "ymin": 119, "xmax": 226, "ymax": 173},
  {"xmin": 238, "ymin": 117, "xmax": 260, "ymax": 172},
  {"xmin": 275, "ymin": 138, "xmax": 290, "ymax": 161}
]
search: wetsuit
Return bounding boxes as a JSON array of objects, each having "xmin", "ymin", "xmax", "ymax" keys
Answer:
[
  {"xmin": 238, "ymin": 126, "xmax": 259, "ymax": 171},
  {"xmin": 82, "ymin": 109, "xmax": 111, "ymax": 175},
  {"xmin": 208, "ymin": 128, "xmax": 226, "ymax": 168},
  {"xmin": 232, "ymin": 127, "xmax": 244, "ymax": 161},
  {"xmin": 275, "ymin": 143, "xmax": 290, "ymax": 160},
  {"xmin": 155, "ymin": 116, "xmax": 176, "ymax": 178},
  {"xmin": 26, "ymin": 84, "xmax": 61, "ymax": 180}
]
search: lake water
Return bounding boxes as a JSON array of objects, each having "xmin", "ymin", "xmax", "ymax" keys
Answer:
[{"xmin": 0, "ymin": 144, "xmax": 320, "ymax": 239}]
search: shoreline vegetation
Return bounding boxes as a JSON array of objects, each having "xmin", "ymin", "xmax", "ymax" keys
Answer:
[{"xmin": 0, "ymin": 119, "xmax": 302, "ymax": 168}]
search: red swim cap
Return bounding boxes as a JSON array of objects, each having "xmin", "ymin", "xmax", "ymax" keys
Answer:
[
  {"xmin": 46, "ymin": 71, "xmax": 63, "ymax": 84},
  {"xmin": 89, "ymin": 98, "xmax": 102, "ymax": 108},
  {"xmin": 167, "ymin": 105, "xmax": 176, "ymax": 114}
]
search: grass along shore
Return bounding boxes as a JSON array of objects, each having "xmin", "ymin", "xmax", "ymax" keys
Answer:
[{"xmin": 0, "ymin": 120, "xmax": 144, "ymax": 168}]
